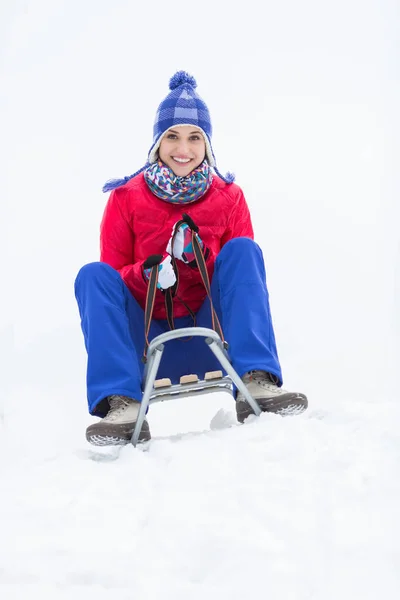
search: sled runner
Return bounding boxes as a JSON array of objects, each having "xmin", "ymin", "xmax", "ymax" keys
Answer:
[{"xmin": 131, "ymin": 326, "xmax": 262, "ymax": 446}]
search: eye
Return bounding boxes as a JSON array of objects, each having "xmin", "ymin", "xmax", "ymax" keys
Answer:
[
  {"xmin": 166, "ymin": 133, "xmax": 178, "ymax": 139},
  {"xmin": 190, "ymin": 135, "xmax": 201, "ymax": 141}
]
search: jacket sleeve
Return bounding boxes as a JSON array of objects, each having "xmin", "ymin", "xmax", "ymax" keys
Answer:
[
  {"xmin": 100, "ymin": 189, "xmax": 148, "ymax": 304},
  {"xmin": 220, "ymin": 186, "xmax": 254, "ymax": 246}
]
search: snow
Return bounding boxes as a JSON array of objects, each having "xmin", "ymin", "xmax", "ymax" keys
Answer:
[
  {"xmin": 1, "ymin": 1, "xmax": 399, "ymax": 598},
  {"xmin": 2, "ymin": 392, "xmax": 400, "ymax": 598}
]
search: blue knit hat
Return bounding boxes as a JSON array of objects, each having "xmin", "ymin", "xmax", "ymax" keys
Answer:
[
  {"xmin": 103, "ymin": 71, "xmax": 235, "ymax": 193},
  {"xmin": 148, "ymin": 71, "xmax": 215, "ymax": 166}
]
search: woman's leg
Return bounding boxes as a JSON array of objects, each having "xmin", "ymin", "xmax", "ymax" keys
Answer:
[
  {"xmin": 74, "ymin": 261, "xmax": 165, "ymax": 416},
  {"xmin": 204, "ymin": 237, "xmax": 283, "ymax": 382},
  {"xmin": 206, "ymin": 237, "xmax": 307, "ymax": 420}
]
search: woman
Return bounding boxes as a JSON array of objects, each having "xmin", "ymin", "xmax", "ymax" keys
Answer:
[{"xmin": 75, "ymin": 71, "xmax": 308, "ymax": 445}]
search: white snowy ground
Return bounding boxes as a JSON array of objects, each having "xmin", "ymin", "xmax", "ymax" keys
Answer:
[
  {"xmin": 1, "ymin": 0, "xmax": 400, "ymax": 598},
  {"xmin": 1, "ymin": 388, "xmax": 400, "ymax": 599}
]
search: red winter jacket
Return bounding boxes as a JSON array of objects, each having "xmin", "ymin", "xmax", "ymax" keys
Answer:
[{"xmin": 100, "ymin": 173, "xmax": 254, "ymax": 319}]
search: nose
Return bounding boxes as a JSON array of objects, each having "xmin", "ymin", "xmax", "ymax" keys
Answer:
[{"xmin": 175, "ymin": 138, "xmax": 190, "ymax": 156}]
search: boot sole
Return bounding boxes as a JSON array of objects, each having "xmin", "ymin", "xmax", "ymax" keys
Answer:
[
  {"xmin": 236, "ymin": 393, "xmax": 308, "ymax": 424},
  {"xmin": 86, "ymin": 420, "xmax": 151, "ymax": 446}
]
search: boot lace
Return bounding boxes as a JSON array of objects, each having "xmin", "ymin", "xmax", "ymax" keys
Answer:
[
  {"xmin": 104, "ymin": 395, "xmax": 132, "ymax": 422},
  {"xmin": 245, "ymin": 370, "xmax": 279, "ymax": 386}
]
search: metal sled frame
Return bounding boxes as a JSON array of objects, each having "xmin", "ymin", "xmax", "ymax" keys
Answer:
[{"xmin": 131, "ymin": 327, "xmax": 262, "ymax": 446}]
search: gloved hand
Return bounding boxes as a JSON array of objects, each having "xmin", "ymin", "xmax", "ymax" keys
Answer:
[
  {"xmin": 166, "ymin": 214, "xmax": 205, "ymax": 265},
  {"xmin": 143, "ymin": 254, "xmax": 176, "ymax": 290}
]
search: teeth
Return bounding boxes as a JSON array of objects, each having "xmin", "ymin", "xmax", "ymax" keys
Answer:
[{"xmin": 173, "ymin": 157, "xmax": 191, "ymax": 163}]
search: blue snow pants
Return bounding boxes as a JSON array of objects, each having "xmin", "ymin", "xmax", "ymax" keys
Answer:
[{"xmin": 74, "ymin": 238, "xmax": 283, "ymax": 416}]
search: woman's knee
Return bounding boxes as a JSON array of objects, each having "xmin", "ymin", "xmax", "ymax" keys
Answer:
[
  {"xmin": 218, "ymin": 237, "xmax": 260, "ymax": 258},
  {"xmin": 215, "ymin": 237, "xmax": 266, "ymax": 283},
  {"xmin": 74, "ymin": 261, "xmax": 120, "ymax": 291}
]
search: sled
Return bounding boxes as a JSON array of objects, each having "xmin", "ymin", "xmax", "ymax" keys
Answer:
[{"xmin": 131, "ymin": 327, "xmax": 262, "ymax": 446}]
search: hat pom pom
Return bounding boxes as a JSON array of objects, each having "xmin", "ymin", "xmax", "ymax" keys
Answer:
[{"xmin": 169, "ymin": 71, "xmax": 197, "ymax": 90}]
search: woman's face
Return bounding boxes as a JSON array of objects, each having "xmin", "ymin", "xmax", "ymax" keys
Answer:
[{"xmin": 158, "ymin": 125, "xmax": 206, "ymax": 177}]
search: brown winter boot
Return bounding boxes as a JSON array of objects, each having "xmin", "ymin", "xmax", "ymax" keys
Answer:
[
  {"xmin": 86, "ymin": 395, "xmax": 151, "ymax": 445},
  {"xmin": 236, "ymin": 371, "xmax": 308, "ymax": 423}
]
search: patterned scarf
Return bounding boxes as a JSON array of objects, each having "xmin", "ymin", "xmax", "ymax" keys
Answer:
[{"xmin": 144, "ymin": 160, "xmax": 213, "ymax": 204}]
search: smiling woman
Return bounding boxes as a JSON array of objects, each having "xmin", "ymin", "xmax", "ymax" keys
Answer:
[
  {"xmin": 159, "ymin": 127, "xmax": 206, "ymax": 177},
  {"xmin": 74, "ymin": 70, "xmax": 308, "ymax": 446},
  {"xmin": 102, "ymin": 70, "xmax": 233, "ymax": 190}
]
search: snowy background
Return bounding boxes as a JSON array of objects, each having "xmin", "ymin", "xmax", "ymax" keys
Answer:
[{"xmin": 1, "ymin": 0, "xmax": 399, "ymax": 598}]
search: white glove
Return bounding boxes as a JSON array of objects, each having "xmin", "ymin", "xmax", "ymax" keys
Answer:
[
  {"xmin": 166, "ymin": 222, "xmax": 186, "ymax": 261},
  {"xmin": 143, "ymin": 254, "xmax": 176, "ymax": 290},
  {"xmin": 157, "ymin": 255, "xmax": 176, "ymax": 290},
  {"xmin": 167, "ymin": 221, "xmax": 203, "ymax": 264}
]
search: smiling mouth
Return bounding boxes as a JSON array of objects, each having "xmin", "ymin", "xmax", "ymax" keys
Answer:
[{"xmin": 172, "ymin": 157, "xmax": 192, "ymax": 164}]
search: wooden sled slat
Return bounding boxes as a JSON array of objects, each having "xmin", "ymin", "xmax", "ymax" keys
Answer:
[
  {"xmin": 154, "ymin": 378, "xmax": 172, "ymax": 389},
  {"xmin": 205, "ymin": 370, "xmax": 223, "ymax": 381},
  {"xmin": 180, "ymin": 374, "xmax": 199, "ymax": 385}
]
